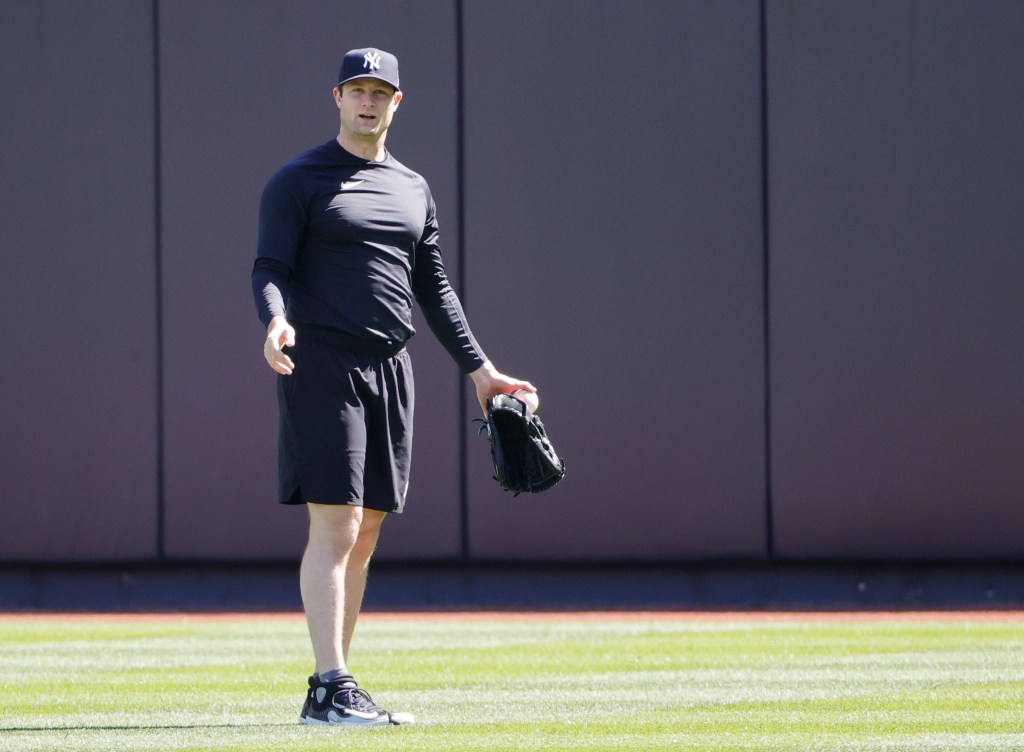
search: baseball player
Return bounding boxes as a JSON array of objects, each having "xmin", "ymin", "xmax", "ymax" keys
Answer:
[{"xmin": 251, "ymin": 48, "xmax": 536, "ymax": 726}]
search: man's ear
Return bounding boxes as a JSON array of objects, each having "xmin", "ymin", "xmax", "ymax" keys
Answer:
[
  {"xmin": 333, "ymin": 86, "xmax": 342, "ymax": 107},
  {"xmin": 392, "ymin": 91, "xmax": 403, "ymax": 107}
]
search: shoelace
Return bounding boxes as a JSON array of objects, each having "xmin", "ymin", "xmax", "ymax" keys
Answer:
[{"xmin": 334, "ymin": 687, "xmax": 382, "ymax": 714}]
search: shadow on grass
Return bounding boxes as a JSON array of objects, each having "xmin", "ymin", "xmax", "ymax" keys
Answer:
[{"xmin": 0, "ymin": 722, "xmax": 296, "ymax": 732}]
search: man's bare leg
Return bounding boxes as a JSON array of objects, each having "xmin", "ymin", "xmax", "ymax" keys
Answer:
[
  {"xmin": 342, "ymin": 509, "xmax": 387, "ymax": 662},
  {"xmin": 300, "ymin": 503, "xmax": 363, "ymax": 675}
]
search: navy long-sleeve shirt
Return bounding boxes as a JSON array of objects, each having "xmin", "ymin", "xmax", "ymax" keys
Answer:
[{"xmin": 252, "ymin": 139, "xmax": 486, "ymax": 373}]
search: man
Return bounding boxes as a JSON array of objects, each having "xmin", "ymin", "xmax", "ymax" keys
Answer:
[{"xmin": 251, "ymin": 48, "xmax": 536, "ymax": 726}]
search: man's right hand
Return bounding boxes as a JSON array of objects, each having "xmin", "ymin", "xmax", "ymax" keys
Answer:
[{"xmin": 264, "ymin": 316, "xmax": 296, "ymax": 375}]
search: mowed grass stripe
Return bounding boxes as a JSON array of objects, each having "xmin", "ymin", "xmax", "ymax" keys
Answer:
[{"xmin": 1, "ymin": 617, "xmax": 1023, "ymax": 751}]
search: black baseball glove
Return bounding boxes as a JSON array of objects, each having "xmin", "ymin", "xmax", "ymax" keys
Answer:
[{"xmin": 477, "ymin": 392, "xmax": 565, "ymax": 496}]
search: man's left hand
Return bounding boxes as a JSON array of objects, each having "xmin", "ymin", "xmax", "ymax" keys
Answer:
[{"xmin": 469, "ymin": 361, "xmax": 538, "ymax": 415}]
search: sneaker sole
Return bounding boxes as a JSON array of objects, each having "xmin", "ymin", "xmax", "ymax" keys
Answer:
[
  {"xmin": 300, "ymin": 713, "xmax": 415, "ymax": 727},
  {"xmin": 299, "ymin": 715, "xmax": 391, "ymax": 727}
]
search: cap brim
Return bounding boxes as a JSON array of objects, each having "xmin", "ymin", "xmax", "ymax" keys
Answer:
[{"xmin": 338, "ymin": 74, "xmax": 400, "ymax": 92}]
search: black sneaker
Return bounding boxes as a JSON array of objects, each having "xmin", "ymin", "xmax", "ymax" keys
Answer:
[{"xmin": 299, "ymin": 675, "xmax": 414, "ymax": 726}]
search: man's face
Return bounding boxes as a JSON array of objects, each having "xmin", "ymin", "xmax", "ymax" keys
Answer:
[{"xmin": 335, "ymin": 78, "xmax": 402, "ymax": 139}]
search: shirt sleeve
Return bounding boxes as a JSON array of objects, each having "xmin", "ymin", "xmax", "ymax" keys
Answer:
[
  {"xmin": 251, "ymin": 167, "xmax": 305, "ymax": 327},
  {"xmin": 412, "ymin": 196, "xmax": 488, "ymax": 373}
]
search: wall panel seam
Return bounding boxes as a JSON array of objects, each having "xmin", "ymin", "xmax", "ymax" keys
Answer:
[
  {"xmin": 760, "ymin": 0, "xmax": 774, "ymax": 560},
  {"xmin": 455, "ymin": 0, "xmax": 470, "ymax": 563},
  {"xmin": 152, "ymin": 0, "xmax": 166, "ymax": 560}
]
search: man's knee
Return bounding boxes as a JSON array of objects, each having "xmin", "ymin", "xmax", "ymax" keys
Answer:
[
  {"xmin": 307, "ymin": 504, "xmax": 363, "ymax": 554},
  {"xmin": 359, "ymin": 509, "xmax": 387, "ymax": 535},
  {"xmin": 353, "ymin": 509, "xmax": 387, "ymax": 554}
]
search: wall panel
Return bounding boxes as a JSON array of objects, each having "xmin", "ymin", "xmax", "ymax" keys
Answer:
[
  {"xmin": 0, "ymin": 1, "xmax": 159, "ymax": 560},
  {"xmin": 768, "ymin": 0, "xmax": 1024, "ymax": 559},
  {"xmin": 158, "ymin": 0, "xmax": 463, "ymax": 560},
  {"xmin": 462, "ymin": 0, "xmax": 767, "ymax": 560}
]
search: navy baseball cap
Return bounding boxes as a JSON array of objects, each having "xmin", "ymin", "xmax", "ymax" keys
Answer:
[{"xmin": 338, "ymin": 48, "xmax": 401, "ymax": 91}]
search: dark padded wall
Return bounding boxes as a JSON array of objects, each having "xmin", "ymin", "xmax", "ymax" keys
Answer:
[
  {"xmin": 461, "ymin": 1, "xmax": 768, "ymax": 560},
  {"xmin": 768, "ymin": 1, "xmax": 1024, "ymax": 558},
  {"xmin": 0, "ymin": 2, "xmax": 159, "ymax": 561},
  {"xmin": 158, "ymin": 0, "xmax": 463, "ymax": 560},
  {"xmin": 5, "ymin": 1, "xmax": 1023, "ymax": 566}
]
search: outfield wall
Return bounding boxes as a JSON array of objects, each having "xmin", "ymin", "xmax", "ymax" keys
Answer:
[{"xmin": 2, "ymin": 1, "xmax": 1023, "ymax": 564}]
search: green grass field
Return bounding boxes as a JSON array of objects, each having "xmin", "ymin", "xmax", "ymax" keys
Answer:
[{"xmin": 1, "ymin": 613, "xmax": 1023, "ymax": 751}]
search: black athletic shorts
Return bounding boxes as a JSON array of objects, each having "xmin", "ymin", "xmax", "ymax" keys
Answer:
[{"xmin": 276, "ymin": 326, "xmax": 414, "ymax": 514}]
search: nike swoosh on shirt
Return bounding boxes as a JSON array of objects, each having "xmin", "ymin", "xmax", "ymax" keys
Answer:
[{"xmin": 340, "ymin": 180, "xmax": 364, "ymax": 190}]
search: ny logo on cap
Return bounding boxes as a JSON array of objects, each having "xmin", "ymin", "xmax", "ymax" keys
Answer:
[{"xmin": 363, "ymin": 51, "xmax": 381, "ymax": 72}]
